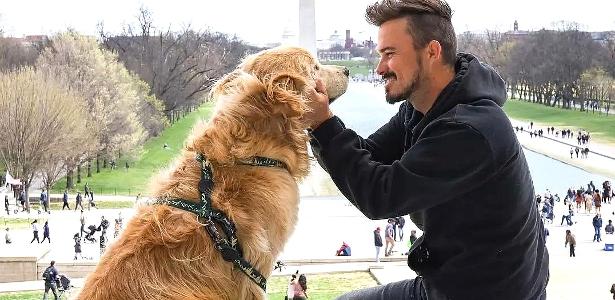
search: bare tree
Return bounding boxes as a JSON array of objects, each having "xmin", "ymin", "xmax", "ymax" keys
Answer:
[{"xmin": 0, "ymin": 68, "xmax": 89, "ymax": 211}]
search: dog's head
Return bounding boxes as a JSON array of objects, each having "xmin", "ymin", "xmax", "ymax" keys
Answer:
[{"xmin": 209, "ymin": 46, "xmax": 349, "ymax": 119}]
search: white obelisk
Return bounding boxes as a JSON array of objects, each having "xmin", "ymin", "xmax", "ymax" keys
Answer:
[{"xmin": 299, "ymin": 0, "xmax": 317, "ymax": 56}]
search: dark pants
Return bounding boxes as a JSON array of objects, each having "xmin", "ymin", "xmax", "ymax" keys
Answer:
[
  {"xmin": 75, "ymin": 202, "xmax": 83, "ymax": 211},
  {"xmin": 31, "ymin": 231, "xmax": 39, "ymax": 243},
  {"xmin": 42, "ymin": 234, "xmax": 50, "ymax": 243},
  {"xmin": 570, "ymin": 244, "xmax": 576, "ymax": 257},
  {"xmin": 335, "ymin": 277, "xmax": 546, "ymax": 300},
  {"xmin": 43, "ymin": 281, "xmax": 58, "ymax": 300},
  {"xmin": 336, "ymin": 277, "xmax": 427, "ymax": 300},
  {"xmin": 62, "ymin": 202, "xmax": 70, "ymax": 210}
]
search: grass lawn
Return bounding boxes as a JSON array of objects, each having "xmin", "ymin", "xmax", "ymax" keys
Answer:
[
  {"xmin": 266, "ymin": 272, "xmax": 378, "ymax": 300},
  {"xmin": 51, "ymin": 103, "xmax": 215, "ymax": 195},
  {"xmin": 323, "ymin": 60, "xmax": 374, "ymax": 76},
  {"xmin": 0, "ymin": 291, "xmax": 42, "ymax": 300},
  {"xmin": 0, "ymin": 272, "xmax": 378, "ymax": 300},
  {"xmin": 0, "ymin": 217, "xmax": 37, "ymax": 229},
  {"xmin": 503, "ymin": 99, "xmax": 615, "ymax": 143}
]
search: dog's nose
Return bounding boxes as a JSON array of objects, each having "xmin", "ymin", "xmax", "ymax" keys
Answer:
[{"xmin": 343, "ymin": 67, "xmax": 349, "ymax": 77}]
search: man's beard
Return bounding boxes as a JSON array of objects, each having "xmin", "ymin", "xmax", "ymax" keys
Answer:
[{"xmin": 383, "ymin": 59, "xmax": 422, "ymax": 104}]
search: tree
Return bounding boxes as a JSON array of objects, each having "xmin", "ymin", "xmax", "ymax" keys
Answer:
[
  {"xmin": 0, "ymin": 68, "xmax": 89, "ymax": 211},
  {"xmin": 98, "ymin": 7, "xmax": 256, "ymax": 119},
  {"xmin": 36, "ymin": 31, "xmax": 165, "ymax": 187}
]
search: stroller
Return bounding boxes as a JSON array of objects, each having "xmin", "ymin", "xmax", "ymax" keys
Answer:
[
  {"xmin": 84, "ymin": 225, "xmax": 99, "ymax": 243},
  {"xmin": 56, "ymin": 274, "xmax": 74, "ymax": 298}
]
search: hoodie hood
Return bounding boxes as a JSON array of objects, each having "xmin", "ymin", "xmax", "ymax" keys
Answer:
[{"xmin": 406, "ymin": 53, "xmax": 506, "ymax": 141}]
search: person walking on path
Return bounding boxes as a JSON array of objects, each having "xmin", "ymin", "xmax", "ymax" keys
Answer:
[
  {"xmin": 593, "ymin": 213, "xmax": 603, "ymax": 242},
  {"xmin": 304, "ymin": 0, "xmax": 548, "ymax": 298},
  {"xmin": 374, "ymin": 227, "xmax": 383, "ymax": 263},
  {"xmin": 75, "ymin": 192, "xmax": 83, "ymax": 211},
  {"xmin": 62, "ymin": 190, "xmax": 70, "ymax": 210},
  {"xmin": 42, "ymin": 260, "xmax": 59, "ymax": 300},
  {"xmin": 40, "ymin": 189, "xmax": 49, "ymax": 213},
  {"xmin": 41, "ymin": 221, "xmax": 51, "ymax": 243},
  {"xmin": 79, "ymin": 210, "xmax": 86, "ymax": 238},
  {"xmin": 565, "ymin": 230, "xmax": 576, "ymax": 257},
  {"xmin": 73, "ymin": 233, "xmax": 83, "ymax": 260},
  {"xmin": 396, "ymin": 216, "xmax": 406, "ymax": 241},
  {"xmin": 30, "ymin": 220, "xmax": 40, "ymax": 243},
  {"xmin": 88, "ymin": 191, "xmax": 96, "ymax": 210},
  {"xmin": 384, "ymin": 219, "xmax": 395, "ymax": 257},
  {"xmin": 4, "ymin": 195, "xmax": 9, "ymax": 215},
  {"xmin": 594, "ymin": 190, "xmax": 602, "ymax": 213}
]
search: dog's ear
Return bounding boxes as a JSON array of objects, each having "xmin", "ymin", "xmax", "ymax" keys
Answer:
[{"xmin": 265, "ymin": 73, "xmax": 309, "ymax": 118}]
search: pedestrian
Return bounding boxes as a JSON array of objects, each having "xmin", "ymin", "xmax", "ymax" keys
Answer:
[
  {"xmin": 570, "ymin": 148, "xmax": 573, "ymax": 159},
  {"xmin": 575, "ymin": 147, "xmax": 580, "ymax": 158},
  {"xmin": 374, "ymin": 227, "xmax": 383, "ymax": 263},
  {"xmin": 4, "ymin": 194, "xmax": 9, "ymax": 215},
  {"xmin": 594, "ymin": 190, "xmax": 602, "ymax": 213},
  {"xmin": 42, "ymin": 260, "xmax": 59, "ymax": 300},
  {"xmin": 88, "ymin": 191, "xmax": 96, "ymax": 210},
  {"xmin": 40, "ymin": 189, "xmax": 48, "ymax": 213},
  {"xmin": 30, "ymin": 220, "xmax": 40, "ymax": 243},
  {"xmin": 73, "ymin": 233, "xmax": 83, "ymax": 260},
  {"xmin": 41, "ymin": 221, "xmax": 51, "ymax": 243},
  {"xmin": 19, "ymin": 190, "xmax": 25, "ymax": 211},
  {"xmin": 84, "ymin": 182, "xmax": 89, "ymax": 197},
  {"xmin": 384, "ymin": 219, "xmax": 395, "ymax": 257},
  {"xmin": 605, "ymin": 220, "xmax": 614, "ymax": 235},
  {"xmin": 304, "ymin": 0, "xmax": 548, "ymax": 297},
  {"xmin": 593, "ymin": 213, "xmax": 603, "ymax": 242},
  {"xmin": 75, "ymin": 192, "xmax": 84, "ymax": 211},
  {"xmin": 611, "ymin": 283, "xmax": 615, "ymax": 300},
  {"xmin": 397, "ymin": 215, "xmax": 406, "ymax": 240},
  {"xmin": 79, "ymin": 210, "xmax": 86, "ymax": 238},
  {"xmin": 5, "ymin": 227, "xmax": 11, "ymax": 244},
  {"xmin": 565, "ymin": 230, "xmax": 576, "ymax": 257},
  {"xmin": 62, "ymin": 190, "xmax": 70, "ymax": 210},
  {"xmin": 100, "ymin": 229, "xmax": 107, "ymax": 255}
]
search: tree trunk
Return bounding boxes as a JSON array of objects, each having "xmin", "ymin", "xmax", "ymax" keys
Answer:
[
  {"xmin": 87, "ymin": 159, "xmax": 92, "ymax": 177},
  {"xmin": 77, "ymin": 164, "xmax": 82, "ymax": 184},
  {"xmin": 96, "ymin": 154, "xmax": 101, "ymax": 173},
  {"xmin": 24, "ymin": 183, "xmax": 30, "ymax": 213},
  {"xmin": 66, "ymin": 168, "xmax": 74, "ymax": 190}
]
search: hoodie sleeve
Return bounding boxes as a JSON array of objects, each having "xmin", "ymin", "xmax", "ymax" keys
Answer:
[{"xmin": 310, "ymin": 118, "xmax": 495, "ymax": 220}]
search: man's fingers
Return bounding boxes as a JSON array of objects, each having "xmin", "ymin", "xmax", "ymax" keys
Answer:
[{"xmin": 315, "ymin": 78, "xmax": 327, "ymax": 95}]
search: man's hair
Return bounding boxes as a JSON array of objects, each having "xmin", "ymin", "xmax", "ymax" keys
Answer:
[
  {"xmin": 366, "ymin": 0, "xmax": 457, "ymax": 66},
  {"xmin": 50, "ymin": 260, "xmax": 55, "ymax": 266}
]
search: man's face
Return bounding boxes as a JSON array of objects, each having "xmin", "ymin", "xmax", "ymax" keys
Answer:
[{"xmin": 376, "ymin": 17, "xmax": 424, "ymax": 104}]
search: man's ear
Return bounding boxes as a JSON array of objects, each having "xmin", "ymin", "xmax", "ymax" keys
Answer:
[{"xmin": 265, "ymin": 73, "xmax": 309, "ymax": 118}]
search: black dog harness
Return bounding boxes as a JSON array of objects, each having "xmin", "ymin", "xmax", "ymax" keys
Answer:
[{"xmin": 155, "ymin": 153, "xmax": 288, "ymax": 291}]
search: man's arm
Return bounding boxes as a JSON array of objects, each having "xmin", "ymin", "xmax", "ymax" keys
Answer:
[{"xmin": 310, "ymin": 119, "xmax": 495, "ymax": 220}]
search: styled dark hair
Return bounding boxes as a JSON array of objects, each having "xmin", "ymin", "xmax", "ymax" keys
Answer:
[
  {"xmin": 299, "ymin": 274, "xmax": 308, "ymax": 291},
  {"xmin": 366, "ymin": 0, "xmax": 457, "ymax": 66}
]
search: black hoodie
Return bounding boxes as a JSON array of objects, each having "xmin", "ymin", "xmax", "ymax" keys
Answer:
[{"xmin": 310, "ymin": 54, "xmax": 549, "ymax": 299}]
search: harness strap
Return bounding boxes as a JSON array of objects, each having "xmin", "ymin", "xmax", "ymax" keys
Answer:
[{"xmin": 155, "ymin": 153, "xmax": 289, "ymax": 292}]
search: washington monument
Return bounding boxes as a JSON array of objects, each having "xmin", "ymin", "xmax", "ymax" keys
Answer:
[{"xmin": 299, "ymin": 0, "xmax": 317, "ymax": 56}]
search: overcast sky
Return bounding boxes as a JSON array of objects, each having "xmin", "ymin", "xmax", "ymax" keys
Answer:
[{"xmin": 1, "ymin": 0, "xmax": 614, "ymax": 45}]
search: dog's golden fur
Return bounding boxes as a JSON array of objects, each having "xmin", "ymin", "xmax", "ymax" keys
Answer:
[{"xmin": 77, "ymin": 46, "xmax": 348, "ymax": 300}]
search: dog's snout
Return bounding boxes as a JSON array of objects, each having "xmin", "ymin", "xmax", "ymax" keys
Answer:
[{"xmin": 343, "ymin": 67, "xmax": 350, "ymax": 77}]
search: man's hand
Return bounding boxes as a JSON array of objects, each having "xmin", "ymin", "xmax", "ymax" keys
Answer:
[{"xmin": 304, "ymin": 79, "xmax": 333, "ymax": 130}]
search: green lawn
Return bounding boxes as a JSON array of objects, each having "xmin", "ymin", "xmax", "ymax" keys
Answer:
[
  {"xmin": 503, "ymin": 99, "xmax": 615, "ymax": 143},
  {"xmin": 266, "ymin": 272, "xmax": 378, "ymax": 300},
  {"xmin": 51, "ymin": 103, "xmax": 215, "ymax": 195},
  {"xmin": 323, "ymin": 60, "xmax": 374, "ymax": 76},
  {"xmin": 0, "ymin": 217, "xmax": 37, "ymax": 230},
  {"xmin": 0, "ymin": 272, "xmax": 377, "ymax": 300}
]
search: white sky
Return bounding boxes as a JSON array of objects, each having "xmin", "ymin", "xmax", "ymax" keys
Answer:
[{"xmin": 1, "ymin": 0, "xmax": 614, "ymax": 45}]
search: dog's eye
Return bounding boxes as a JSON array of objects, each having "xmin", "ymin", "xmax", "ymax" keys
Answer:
[{"xmin": 314, "ymin": 65, "xmax": 320, "ymax": 71}]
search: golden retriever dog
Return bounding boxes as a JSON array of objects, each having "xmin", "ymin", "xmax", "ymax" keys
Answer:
[{"xmin": 77, "ymin": 46, "xmax": 349, "ymax": 300}]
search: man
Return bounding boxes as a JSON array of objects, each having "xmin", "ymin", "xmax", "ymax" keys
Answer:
[
  {"xmin": 4, "ymin": 227, "xmax": 11, "ymax": 244},
  {"xmin": 374, "ymin": 227, "xmax": 383, "ymax": 263},
  {"xmin": 40, "ymin": 189, "xmax": 48, "ymax": 213},
  {"xmin": 593, "ymin": 213, "xmax": 603, "ymax": 242},
  {"xmin": 62, "ymin": 190, "xmax": 70, "ymax": 210},
  {"xmin": 75, "ymin": 192, "xmax": 83, "ymax": 211},
  {"xmin": 31, "ymin": 219, "xmax": 40, "ymax": 243},
  {"xmin": 42, "ymin": 260, "xmax": 59, "ymax": 300},
  {"xmin": 4, "ymin": 194, "xmax": 9, "ymax": 215},
  {"xmin": 304, "ymin": 0, "xmax": 548, "ymax": 298},
  {"xmin": 384, "ymin": 218, "xmax": 395, "ymax": 256}
]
